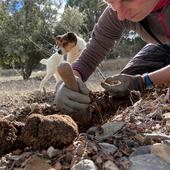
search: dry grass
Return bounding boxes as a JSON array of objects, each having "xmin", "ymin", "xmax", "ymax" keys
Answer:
[
  {"xmin": 86, "ymin": 58, "xmax": 130, "ymax": 91},
  {"xmin": 0, "ymin": 58, "xmax": 129, "ymax": 96},
  {"xmin": 0, "ymin": 58, "xmax": 130, "ymax": 116}
]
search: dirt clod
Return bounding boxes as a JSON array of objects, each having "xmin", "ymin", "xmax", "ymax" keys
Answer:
[
  {"xmin": 21, "ymin": 114, "xmax": 79, "ymax": 150},
  {"xmin": 0, "ymin": 119, "xmax": 17, "ymax": 155}
]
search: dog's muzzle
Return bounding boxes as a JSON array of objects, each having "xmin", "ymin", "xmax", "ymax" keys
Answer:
[
  {"xmin": 58, "ymin": 49, "xmax": 62, "ymax": 54},
  {"xmin": 57, "ymin": 47, "xmax": 66, "ymax": 55}
]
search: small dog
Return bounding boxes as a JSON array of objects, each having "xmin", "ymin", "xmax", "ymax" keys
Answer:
[
  {"xmin": 39, "ymin": 52, "xmax": 64, "ymax": 91},
  {"xmin": 56, "ymin": 32, "xmax": 86, "ymax": 64},
  {"xmin": 39, "ymin": 32, "xmax": 86, "ymax": 90}
]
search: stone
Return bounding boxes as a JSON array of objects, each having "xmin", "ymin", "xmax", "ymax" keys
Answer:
[
  {"xmin": 151, "ymin": 143, "xmax": 170, "ymax": 164},
  {"xmin": 47, "ymin": 146, "xmax": 59, "ymax": 158},
  {"xmin": 95, "ymin": 121, "xmax": 125, "ymax": 140},
  {"xmin": 130, "ymin": 145, "xmax": 151, "ymax": 158},
  {"xmin": 53, "ymin": 161, "xmax": 62, "ymax": 170},
  {"xmin": 163, "ymin": 112, "xmax": 170, "ymax": 120},
  {"xmin": 103, "ymin": 160, "xmax": 119, "ymax": 170},
  {"xmin": 166, "ymin": 120, "xmax": 170, "ymax": 132},
  {"xmin": 129, "ymin": 154, "xmax": 170, "ymax": 170},
  {"xmin": 23, "ymin": 155, "xmax": 55, "ymax": 170},
  {"xmin": 71, "ymin": 159, "xmax": 98, "ymax": 170},
  {"xmin": 98, "ymin": 143, "xmax": 117, "ymax": 155}
]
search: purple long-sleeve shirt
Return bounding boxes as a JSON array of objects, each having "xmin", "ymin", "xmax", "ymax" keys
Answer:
[{"xmin": 72, "ymin": 5, "xmax": 170, "ymax": 81}]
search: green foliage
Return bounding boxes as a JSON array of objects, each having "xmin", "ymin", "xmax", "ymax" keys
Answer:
[
  {"xmin": 107, "ymin": 31, "xmax": 146, "ymax": 59},
  {"xmin": 55, "ymin": 7, "xmax": 87, "ymax": 37},
  {"xmin": 66, "ymin": 0, "xmax": 146, "ymax": 58},
  {"xmin": 66, "ymin": 0, "xmax": 106, "ymax": 37},
  {"xmin": 0, "ymin": 0, "xmax": 61, "ymax": 79},
  {"xmin": 0, "ymin": 0, "xmax": 148, "ymax": 80}
]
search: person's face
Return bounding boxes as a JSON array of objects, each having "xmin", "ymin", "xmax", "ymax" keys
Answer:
[{"xmin": 105, "ymin": 0, "xmax": 159, "ymax": 21}]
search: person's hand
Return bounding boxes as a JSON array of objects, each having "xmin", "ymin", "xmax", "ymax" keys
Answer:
[
  {"xmin": 101, "ymin": 74, "xmax": 144, "ymax": 97},
  {"xmin": 54, "ymin": 77, "xmax": 91, "ymax": 113}
]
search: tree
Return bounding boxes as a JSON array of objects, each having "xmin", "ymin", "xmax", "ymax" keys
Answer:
[
  {"xmin": 0, "ymin": 2, "xmax": 9, "ymax": 67},
  {"xmin": 107, "ymin": 31, "xmax": 146, "ymax": 59},
  {"xmin": 66, "ymin": 0, "xmax": 106, "ymax": 38},
  {"xmin": 54, "ymin": 7, "xmax": 87, "ymax": 38},
  {"xmin": 65, "ymin": 0, "xmax": 146, "ymax": 59},
  {"xmin": 0, "ymin": 0, "xmax": 64, "ymax": 79}
]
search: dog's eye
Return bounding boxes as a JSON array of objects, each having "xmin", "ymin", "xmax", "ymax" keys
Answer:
[{"xmin": 62, "ymin": 42, "xmax": 68, "ymax": 46}]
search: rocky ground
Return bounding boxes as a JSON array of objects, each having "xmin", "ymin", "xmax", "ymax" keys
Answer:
[
  {"xmin": 0, "ymin": 58, "xmax": 170, "ymax": 170},
  {"xmin": 0, "ymin": 84, "xmax": 170, "ymax": 170}
]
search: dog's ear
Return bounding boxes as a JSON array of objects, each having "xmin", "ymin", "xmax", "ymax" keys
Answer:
[
  {"xmin": 55, "ymin": 36, "xmax": 62, "ymax": 45},
  {"xmin": 66, "ymin": 32, "xmax": 77, "ymax": 41},
  {"xmin": 56, "ymin": 35, "xmax": 62, "ymax": 41}
]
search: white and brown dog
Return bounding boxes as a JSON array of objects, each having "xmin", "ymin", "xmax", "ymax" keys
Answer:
[
  {"xmin": 39, "ymin": 52, "xmax": 64, "ymax": 91},
  {"xmin": 56, "ymin": 32, "xmax": 86, "ymax": 64},
  {"xmin": 39, "ymin": 32, "xmax": 86, "ymax": 91}
]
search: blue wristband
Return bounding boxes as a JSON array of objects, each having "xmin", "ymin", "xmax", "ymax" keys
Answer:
[{"xmin": 143, "ymin": 74, "xmax": 153, "ymax": 90}]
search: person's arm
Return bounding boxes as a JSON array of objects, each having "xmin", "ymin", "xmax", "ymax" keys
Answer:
[
  {"xmin": 101, "ymin": 65, "xmax": 170, "ymax": 97},
  {"xmin": 54, "ymin": 7, "xmax": 126, "ymax": 113},
  {"xmin": 146, "ymin": 65, "xmax": 170, "ymax": 85},
  {"xmin": 72, "ymin": 6, "xmax": 125, "ymax": 81}
]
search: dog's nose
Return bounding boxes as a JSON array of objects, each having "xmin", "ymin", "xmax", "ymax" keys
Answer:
[{"xmin": 58, "ymin": 49, "xmax": 62, "ymax": 54}]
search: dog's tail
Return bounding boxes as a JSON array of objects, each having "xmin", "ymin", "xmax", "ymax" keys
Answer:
[{"xmin": 40, "ymin": 59, "xmax": 47, "ymax": 65}]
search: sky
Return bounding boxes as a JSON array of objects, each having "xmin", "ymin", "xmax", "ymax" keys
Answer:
[
  {"xmin": 9, "ymin": 0, "xmax": 66, "ymax": 21},
  {"xmin": 13, "ymin": 0, "xmax": 66, "ymax": 22},
  {"xmin": 15, "ymin": 1, "xmax": 24, "ymax": 11},
  {"xmin": 15, "ymin": 0, "xmax": 66, "ymax": 12}
]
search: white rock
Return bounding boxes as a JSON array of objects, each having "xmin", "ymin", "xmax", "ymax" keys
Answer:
[
  {"xmin": 0, "ymin": 166, "xmax": 7, "ymax": 170},
  {"xmin": 47, "ymin": 146, "xmax": 59, "ymax": 158},
  {"xmin": 163, "ymin": 112, "xmax": 170, "ymax": 120},
  {"xmin": 71, "ymin": 159, "xmax": 98, "ymax": 170},
  {"xmin": 8, "ymin": 155, "xmax": 21, "ymax": 161},
  {"xmin": 166, "ymin": 120, "xmax": 170, "ymax": 131},
  {"xmin": 30, "ymin": 103, "xmax": 41, "ymax": 113},
  {"xmin": 0, "ymin": 108, "xmax": 9, "ymax": 117},
  {"xmin": 103, "ymin": 160, "xmax": 119, "ymax": 170}
]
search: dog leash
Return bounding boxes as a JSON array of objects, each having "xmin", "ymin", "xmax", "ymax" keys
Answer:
[{"xmin": 96, "ymin": 67, "xmax": 106, "ymax": 80}]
